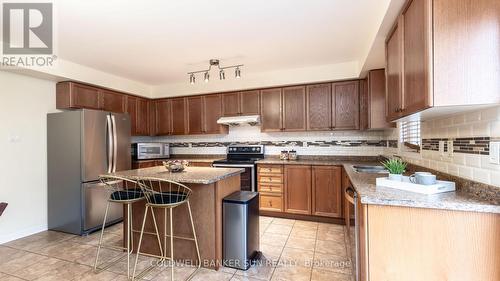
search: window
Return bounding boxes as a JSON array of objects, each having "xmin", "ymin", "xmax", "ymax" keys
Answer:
[{"xmin": 400, "ymin": 121, "xmax": 421, "ymax": 152}]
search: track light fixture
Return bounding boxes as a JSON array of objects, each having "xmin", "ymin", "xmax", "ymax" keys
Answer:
[{"xmin": 188, "ymin": 59, "xmax": 243, "ymax": 84}]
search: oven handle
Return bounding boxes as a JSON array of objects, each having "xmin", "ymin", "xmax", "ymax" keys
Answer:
[{"xmin": 212, "ymin": 164, "xmax": 255, "ymax": 168}]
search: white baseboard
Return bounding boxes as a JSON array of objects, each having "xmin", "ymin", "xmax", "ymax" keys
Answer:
[{"xmin": 0, "ymin": 224, "xmax": 48, "ymax": 244}]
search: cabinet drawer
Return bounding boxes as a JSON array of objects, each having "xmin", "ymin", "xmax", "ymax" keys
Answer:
[
  {"xmin": 259, "ymin": 194, "xmax": 283, "ymax": 212},
  {"xmin": 259, "ymin": 184, "xmax": 283, "ymax": 193},
  {"xmin": 258, "ymin": 165, "xmax": 283, "ymax": 174},
  {"xmin": 258, "ymin": 175, "xmax": 283, "ymax": 184}
]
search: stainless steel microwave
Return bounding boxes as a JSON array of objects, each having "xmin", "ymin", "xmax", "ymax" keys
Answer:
[{"xmin": 132, "ymin": 143, "xmax": 170, "ymax": 160}]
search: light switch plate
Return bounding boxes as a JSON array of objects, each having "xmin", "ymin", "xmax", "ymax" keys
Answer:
[
  {"xmin": 490, "ymin": 142, "xmax": 500, "ymax": 165},
  {"xmin": 446, "ymin": 140, "xmax": 454, "ymax": 157}
]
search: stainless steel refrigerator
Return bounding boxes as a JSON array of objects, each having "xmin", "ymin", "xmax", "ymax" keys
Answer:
[{"xmin": 47, "ymin": 109, "xmax": 131, "ymax": 235}]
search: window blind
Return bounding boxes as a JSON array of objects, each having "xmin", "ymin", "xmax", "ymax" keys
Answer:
[{"xmin": 400, "ymin": 121, "xmax": 421, "ymax": 151}]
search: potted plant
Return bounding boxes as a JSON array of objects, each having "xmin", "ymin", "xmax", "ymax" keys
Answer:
[{"xmin": 381, "ymin": 158, "xmax": 407, "ymax": 181}]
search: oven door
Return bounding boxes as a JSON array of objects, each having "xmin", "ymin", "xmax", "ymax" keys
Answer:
[{"xmin": 212, "ymin": 164, "xmax": 255, "ymax": 192}]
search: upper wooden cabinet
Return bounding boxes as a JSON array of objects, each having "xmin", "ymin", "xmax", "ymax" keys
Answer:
[
  {"xmin": 222, "ymin": 90, "xmax": 260, "ymax": 116},
  {"xmin": 360, "ymin": 69, "xmax": 393, "ymax": 130},
  {"xmin": 127, "ymin": 96, "xmax": 151, "ymax": 136},
  {"xmin": 282, "ymin": 86, "xmax": 306, "ymax": 131},
  {"xmin": 155, "ymin": 99, "xmax": 172, "ymax": 136},
  {"xmin": 260, "ymin": 88, "xmax": 283, "ymax": 132},
  {"xmin": 385, "ymin": 0, "xmax": 499, "ymax": 121},
  {"xmin": 101, "ymin": 90, "xmax": 126, "ymax": 113},
  {"xmin": 307, "ymin": 84, "xmax": 332, "ymax": 130},
  {"xmin": 332, "ymin": 81, "xmax": 359, "ymax": 130},
  {"xmin": 187, "ymin": 96, "xmax": 204, "ymax": 135},
  {"xmin": 170, "ymin": 98, "xmax": 187, "ymax": 135},
  {"xmin": 284, "ymin": 165, "xmax": 312, "ymax": 215},
  {"xmin": 312, "ymin": 166, "xmax": 342, "ymax": 218},
  {"xmin": 203, "ymin": 94, "xmax": 227, "ymax": 134},
  {"xmin": 56, "ymin": 82, "xmax": 101, "ymax": 110}
]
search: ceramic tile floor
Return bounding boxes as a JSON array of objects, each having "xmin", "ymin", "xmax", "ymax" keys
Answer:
[{"xmin": 0, "ymin": 217, "xmax": 353, "ymax": 281}]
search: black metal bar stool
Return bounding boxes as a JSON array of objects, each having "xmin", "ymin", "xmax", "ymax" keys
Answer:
[
  {"xmin": 133, "ymin": 177, "xmax": 201, "ymax": 281},
  {"xmin": 94, "ymin": 175, "xmax": 145, "ymax": 278}
]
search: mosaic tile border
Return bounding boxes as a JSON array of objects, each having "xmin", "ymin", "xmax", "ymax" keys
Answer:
[
  {"xmin": 422, "ymin": 137, "xmax": 490, "ymax": 155},
  {"xmin": 168, "ymin": 140, "xmax": 389, "ymax": 148}
]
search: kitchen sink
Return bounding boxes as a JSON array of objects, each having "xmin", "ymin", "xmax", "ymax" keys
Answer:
[{"xmin": 353, "ymin": 165, "xmax": 388, "ymax": 174}]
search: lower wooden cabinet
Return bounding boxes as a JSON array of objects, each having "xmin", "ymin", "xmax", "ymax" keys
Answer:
[
  {"xmin": 258, "ymin": 164, "xmax": 344, "ymax": 219},
  {"xmin": 312, "ymin": 166, "xmax": 342, "ymax": 218},
  {"xmin": 284, "ymin": 165, "xmax": 312, "ymax": 215}
]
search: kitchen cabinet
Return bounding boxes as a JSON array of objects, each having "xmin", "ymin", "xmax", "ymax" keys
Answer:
[
  {"xmin": 188, "ymin": 161, "xmax": 213, "ymax": 167},
  {"xmin": 203, "ymin": 94, "xmax": 227, "ymax": 134},
  {"xmin": 312, "ymin": 166, "xmax": 342, "ymax": 218},
  {"xmin": 101, "ymin": 90, "xmax": 126, "ymax": 113},
  {"xmin": 284, "ymin": 165, "xmax": 312, "ymax": 215},
  {"xmin": 170, "ymin": 98, "xmax": 187, "ymax": 135},
  {"xmin": 126, "ymin": 96, "xmax": 150, "ymax": 136},
  {"xmin": 306, "ymin": 83, "xmax": 332, "ymax": 130},
  {"xmin": 260, "ymin": 88, "xmax": 283, "ymax": 132},
  {"xmin": 187, "ymin": 96, "xmax": 204, "ymax": 135},
  {"xmin": 132, "ymin": 160, "xmax": 158, "ymax": 169},
  {"xmin": 385, "ymin": 0, "xmax": 499, "ymax": 121},
  {"xmin": 360, "ymin": 69, "xmax": 393, "ymax": 130},
  {"xmin": 222, "ymin": 90, "xmax": 260, "ymax": 116},
  {"xmin": 332, "ymin": 81, "xmax": 359, "ymax": 130},
  {"xmin": 257, "ymin": 165, "xmax": 284, "ymax": 212},
  {"xmin": 282, "ymin": 86, "xmax": 306, "ymax": 131},
  {"xmin": 155, "ymin": 98, "xmax": 171, "ymax": 135},
  {"xmin": 56, "ymin": 82, "xmax": 101, "ymax": 110}
]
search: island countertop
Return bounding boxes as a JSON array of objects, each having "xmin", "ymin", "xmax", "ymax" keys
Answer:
[{"xmin": 107, "ymin": 166, "xmax": 244, "ymax": 184}]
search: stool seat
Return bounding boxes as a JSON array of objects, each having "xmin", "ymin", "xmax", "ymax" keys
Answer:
[
  {"xmin": 149, "ymin": 191, "xmax": 188, "ymax": 205},
  {"xmin": 110, "ymin": 189, "xmax": 144, "ymax": 201}
]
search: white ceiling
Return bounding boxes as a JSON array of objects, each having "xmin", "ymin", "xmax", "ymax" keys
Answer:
[{"xmin": 55, "ymin": 0, "xmax": 394, "ymax": 89}]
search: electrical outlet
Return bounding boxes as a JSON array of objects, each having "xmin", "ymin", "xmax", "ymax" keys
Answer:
[
  {"xmin": 438, "ymin": 141, "xmax": 445, "ymax": 155},
  {"xmin": 490, "ymin": 141, "xmax": 500, "ymax": 165},
  {"xmin": 446, "ymin": 140, "xmax": 454, "ymax": 157}
]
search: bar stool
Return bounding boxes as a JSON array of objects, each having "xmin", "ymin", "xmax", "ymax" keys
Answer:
[
  {"xmin": 133, "ymin": 177, "xmax": 201, "ymax": 281},
  {"xmin": 94, "ymin": 175, "xmax": 145, "ymax": 278}
]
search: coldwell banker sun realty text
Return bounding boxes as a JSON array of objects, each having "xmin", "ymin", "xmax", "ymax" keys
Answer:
[{"xmin": 1, "ymin": 2, "xmax": 56, "ymax": 67}]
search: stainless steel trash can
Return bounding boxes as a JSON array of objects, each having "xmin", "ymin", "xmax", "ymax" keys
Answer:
[{"xmin": 223, "ymin": 191, "xmax": 260, "ymax": 270}]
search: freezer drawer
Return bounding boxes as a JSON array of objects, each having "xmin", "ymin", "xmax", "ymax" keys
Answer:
[{"xmin": 82, "ymin": 181, "xmax": 123, "ymax": 233}]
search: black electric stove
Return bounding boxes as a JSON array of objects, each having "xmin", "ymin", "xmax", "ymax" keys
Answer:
[{"xmin": 212, "ymin": 145, "xmax": 264, "ymax": 191}]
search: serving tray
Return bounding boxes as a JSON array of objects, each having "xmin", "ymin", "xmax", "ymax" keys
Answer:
[{"xmin": 376, "ymin": 176, "xmax": 456, "ymax": 195}]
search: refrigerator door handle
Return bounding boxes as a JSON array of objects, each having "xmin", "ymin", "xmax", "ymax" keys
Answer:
[
  {"xmin": 111, "ymin": 115, "xmax": 118, "ymax": 172},
  {"xmin": 106, "ymin": 115, "xmax": 113, "ymax": 173}
]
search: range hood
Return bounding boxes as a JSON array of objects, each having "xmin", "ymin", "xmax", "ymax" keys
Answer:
[{"xmin": 217, "ymin": 115, "xmax": 260, "ymax": 126}]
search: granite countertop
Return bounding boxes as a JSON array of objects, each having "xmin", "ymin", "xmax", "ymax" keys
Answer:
[
  {"xmin": 256, "ymin": 156, "xmax": 378, "ymax": 166},
  {"xmin": 106, "ymin": 166, "xmax": 243, "ymax": 185},
  {"xmin": 343, "ymin": 164, "xmax": 500, "ymax": 214}
]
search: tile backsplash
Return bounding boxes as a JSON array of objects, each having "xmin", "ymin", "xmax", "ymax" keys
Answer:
[{"xmin": 385, "ymin": 106, "xmax": 500, "ymax": 187}]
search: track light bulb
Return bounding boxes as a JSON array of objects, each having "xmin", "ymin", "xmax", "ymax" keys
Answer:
[
  {"xmin": 219, "ymin": 70, "xmax": 225, "ymax": 80},
  {"xmin": 235, "ymin": 67, "xmax": 241, "ymax": 78},
  {"xmin": 189, "ymin": 74, "xmax": 195, "ymax": 84},
  {"xmin": 204, "ymin": 72, "xmax": 209, "ymax": 82}
]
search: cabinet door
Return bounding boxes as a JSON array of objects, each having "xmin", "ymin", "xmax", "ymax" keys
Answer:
[
  {"xmin": 359, "ymin": 79, "xmax": 369, "ymax": 130},
  {"xmin": 203, "ymin": 94, "xmax": 227, "ymax": 134},
  {"xmin": 126, "ymin": 96, "xmax": 138, "ymax": 135},
  {"xmin": 187, "ymin": 96, "xmax": 204, "ymax": 134},
  {"xmin": 403, "ymin": 0, "xmax": 432, "ymax": 114},
  {"xmin": 100, "ymin": 90, "xmax": 125, "ymax": 113},
  {"xmin": 155, "ymin": 99, "xmax": 171, "ymax": 135},
  {"xmin": 135, "ymin": 98, "xmax": 150, "ymax": 136},
  {"xmin": 332, "ymin": 81, "xmax": 359, "ymax": 130},
  {"xmin": 260, "ymin": 88, "xmax": 282, "ymax": 132},
  {"xmin": 386, "ymin": 20, "xmax": 403, "ymax": 121},
  {"xmin": 171, "ymin": 98, "xmax": 187, "ymax": 135},
  {"xmin": 367, "ymin": 69, "xmax": 392, "ymax": 129},
  {"xmin": 222, "ymin": 92, "xmax": 240, "ymax": 116},
  {"xmin": 240, "ymin": 90, "xmax": 260, "ymax": 115},
  {"xmin": 306, "ymin": 83, "xmax": 332, "ymax": 130},
  {"xmin": 71, "ymin": 83, "xmax": 101, "ymax": 109},
  {"xmin": 282, "ymin": 86, "xmax": 306, "ymax": 131},
  {"xmin": 312, "ymin": 166, "xmax": 342, "ymax": 218},
  {"xmin": 284, "ymin": 165, "xmax": 312, "ymax": 215}
]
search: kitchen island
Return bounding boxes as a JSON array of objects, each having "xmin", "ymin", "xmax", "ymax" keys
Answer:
[{"xmin": 107, "ymin": 166, "xmax": 244, "ymax": 269}]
